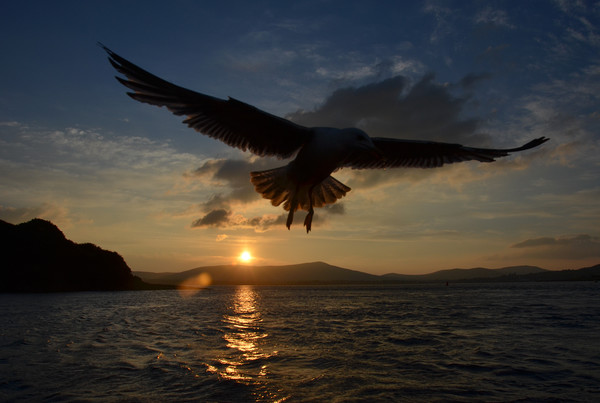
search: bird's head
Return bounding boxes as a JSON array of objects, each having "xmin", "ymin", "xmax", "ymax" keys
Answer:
[{"xmin": 344, "ymin": 128, "xmax": 384, "ymax": 159}]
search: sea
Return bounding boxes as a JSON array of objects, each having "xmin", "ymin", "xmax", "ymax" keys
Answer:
[{"xmin": 1, "ymin": 282, "xmax": 599, "ymax": 402}]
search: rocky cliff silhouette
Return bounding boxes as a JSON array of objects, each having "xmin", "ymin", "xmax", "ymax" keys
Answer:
[{"xmin": 0, "ymin": 218, "xmax": 148, "ymax": 292}]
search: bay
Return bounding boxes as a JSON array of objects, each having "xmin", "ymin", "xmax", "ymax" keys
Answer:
[{"xmin": 1, "ymin": 282, "xmax": 599, "ymax": 402}]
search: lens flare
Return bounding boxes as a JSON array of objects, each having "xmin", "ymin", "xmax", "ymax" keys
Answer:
[{"xmin": 177, "ymin": 272, "xmax": 212, "ymax": 298}]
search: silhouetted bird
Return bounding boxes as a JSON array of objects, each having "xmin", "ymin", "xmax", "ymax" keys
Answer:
[{"xmin": 101, "ymin": 45, "xmax": 548, "ymax": 232}]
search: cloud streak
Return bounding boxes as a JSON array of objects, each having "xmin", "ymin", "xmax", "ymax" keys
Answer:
[
  {"xmin": 0, "ymin": 123, "xmax": 204, "ymax": 230},
  {"xmin": 511, "ymin": 234, "xmax": 600, "ymax": 260}
]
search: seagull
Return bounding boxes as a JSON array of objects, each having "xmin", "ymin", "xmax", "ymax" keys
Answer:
[{"xmin": 101, "ymin": 45, "xmax": 548, "ymax": 233}]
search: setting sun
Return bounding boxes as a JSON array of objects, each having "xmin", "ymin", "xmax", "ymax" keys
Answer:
[{"xmin": 239, "ymin": 251, "xmax": 252, "ymax": 263}]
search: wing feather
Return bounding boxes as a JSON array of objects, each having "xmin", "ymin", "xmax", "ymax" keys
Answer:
[
  {"xmin": 344, "ymin": 137, "xmax": 549, "ymax": 169},
  {"xmin": 101, "ymin": 45, "xmax": 312, "ymax": 158}
]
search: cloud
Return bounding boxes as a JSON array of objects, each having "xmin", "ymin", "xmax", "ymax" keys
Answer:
[
  {"xmin": 190, "ymin": 203, "xmax": 346, "ymax": 232},
  {"xmin": 1, "ymin": 124, "xmax": 200, "ymax": 176},
  {"xmin": 554, "ymin": 0, "xmax": 600, "ymax": 47},
  {"xmin": 324, "ymin": 203, "xmax": 345, "ymax": 215},
  {"xmin": 190, "ymin": 157, "xmax": 279, "ymax": 204},
  {"xmin": 512, "ymin": 234, "xmax": 598, "ymax": 248},
  {"xmin": 510, "ymin": 234, "xmax": 600, "ymax": 259},
  {"xmin": 247, "ymin": 213, "xmax": 288, "ymax": 231},
  {"xmin": 315, "ymin": 56, "xmax": 422, "ymax": 83},
  {"xmin": 288, "ymin": 73, "xmax": 486, "ymax": 144},
  {"xmin": 0, "ymin": 123, "xmax": 208, "ymax": 232},
  {"xmin": 474, "ymin": 7, "xmax": 514, "ymax": 29},
  {"xmin": 190, "ymin": 208, "xmax": 284, "ymax": 231},
  {"xmin": 500, "ymin": 62, "xmax": 600, "ymax": 167},
  {"xmin": 423, "ymin": 2, "xmax": 455, "ymax": 44},
  {"xmin": 0, "ymin": 121, "xmax": 21, "ymax": 127},
  {"xmin": 191, "ymin": 209, "xmax": 231, "ymax": 228},
  {"xmin": 190, "ymin": 205, "xmax": 346, "ymax": 232},
  {"xmin": 187, "ymin": 157, "xmax": 283, "ymax": 229},
  {"xmin": 185, "ymin": 162, "xmax": 280, "ymax": 229}
]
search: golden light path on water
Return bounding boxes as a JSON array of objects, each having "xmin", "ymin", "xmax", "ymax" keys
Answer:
[{"xmin": 206, "ymin": 285, "xmax": 283, "ymax": 401}]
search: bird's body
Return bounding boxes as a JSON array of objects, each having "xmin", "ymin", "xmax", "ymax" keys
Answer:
[
  {"xmin": 251, "ymin": 127, "xmax": 371, "ymax": 230},
  {"xmin": 101, "ymin": 45, "xmax": 548, "ymax": 232}
]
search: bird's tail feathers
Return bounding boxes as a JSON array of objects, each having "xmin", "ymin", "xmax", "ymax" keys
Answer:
[
  {"xmin": 250, "ymin": 168, "xmax": 351, "ymax": 212},
  {"xmin": 250, "ymin": 167, "xmax": 291, "ymax": 208},
  {"xmin": 305, "ymin": 176, "xmax": 351, "ymax": 210}
]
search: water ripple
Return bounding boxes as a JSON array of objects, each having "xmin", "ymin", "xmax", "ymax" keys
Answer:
[{"xmin": 1, "ymin": 282, "xmax": 599, "ymax": 401}]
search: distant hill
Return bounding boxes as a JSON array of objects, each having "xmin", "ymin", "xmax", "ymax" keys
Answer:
[
  {"xmin": 135, "ymin": 262, "xmax": 600, "ymax": 286},
  {"xmin": 0, "ymin": 219, "xmax": 155, "ymax": 292},
  {"xmin": 135, "ymin": 261, "xmax": 379, "ymax": 286},
  {"xmin": 509, "ymin": 264, "xmax": 600, "ymax": 282},
  {"xmin": 381, "ymin": 265, "xmax": 548, "ymax": 282}
]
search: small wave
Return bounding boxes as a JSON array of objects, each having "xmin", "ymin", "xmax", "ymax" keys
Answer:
[{"xmin": 1, "ymin": 283, "xmax": 599, "ymax": 401}]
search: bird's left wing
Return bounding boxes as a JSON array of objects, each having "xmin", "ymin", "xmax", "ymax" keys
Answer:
[
  {"xmin": 101, "ymin": 45, "xmax": 312, "ymax": 158},
  {"xmin": 343, "ymin": 137, "xmax": 549, "ymax": 169}
]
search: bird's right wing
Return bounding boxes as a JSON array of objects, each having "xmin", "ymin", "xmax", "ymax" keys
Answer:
[
  {"xmin": 343, "ymin": 137, "xmax": 549, "ymax": 169},
  {"xmin": 101, "ymin": 45, "xmax": 312, "ymax": 158}
]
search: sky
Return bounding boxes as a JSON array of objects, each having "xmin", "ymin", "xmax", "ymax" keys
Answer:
[{"xmin": 1, "ymin": 1, "xmax": 599, "ymax": 274}]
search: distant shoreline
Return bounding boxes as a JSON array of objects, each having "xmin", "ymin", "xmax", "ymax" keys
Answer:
[
  {"xmin": 2, "ymin": 278, "xmax": 597, "ymax": 294},
  {"xmin": 134, "ymin": 261, "xmax": 600, "ymax": 288}
]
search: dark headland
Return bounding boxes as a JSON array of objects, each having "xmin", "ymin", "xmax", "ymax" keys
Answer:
[{"xmin": 0, "ymin": 219, "xmax": 161, "ymax": 292}]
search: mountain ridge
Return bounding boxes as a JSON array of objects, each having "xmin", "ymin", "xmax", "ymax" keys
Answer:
[{"xmin": 135, "ymin": 262, "xmax": 600, "ymax": 286}]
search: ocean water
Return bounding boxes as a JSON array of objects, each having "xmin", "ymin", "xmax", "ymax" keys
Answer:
[{"xmin": 1, "ymin": 283, "xmax": 599, "ymax": 402}]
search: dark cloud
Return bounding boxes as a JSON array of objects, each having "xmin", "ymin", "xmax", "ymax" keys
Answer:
[
  {"xmin": 188, "ymin": 157, "xmax": 283, "ymax": 220},
  {"xmin": 190, "ymin": 205, "xmax": 345, "ymax": 232},
  {"xmin": 189, "ymin": 158, "xmax": 289, "ymax": 230},
  {"xmin": 324, "ymin": 203, "xmax": 345, "ymax": 215},
  {"xmin": 197, "ymin": 194, "xmax": 229, "ymax": 213},
  {"xmin": 247, "ymin": 206, "xmax": 343, "ymax": 231},
  {"xmin": 510, "ymin": 234, "xmax": 600, "ymax": 259},
  {"xmin": 191, "ymin": 158, "xmax": 279, "ymax": 205},
  {"xmin": 287, "ymin": 73, "xmax": 487, "ymax": 145},
  {"xmin": 512, "ymin": 234, "xmax": 599, "ymax": 249},
  {"xmin": 191, "ymin": 209, "xmax": 231, "ymax": 228},
  {"xmin": 248, "ymin": 213, "xmax": 288, "ymax": 231},
  {"xmin": 191, "ymin": 210, "xmax": 286, "ymax": 231},
  {"xmin": 511, "ymin": 237, "xmax": 559, "ymax": 248},
  {"xmin": 287, "ymin": 76, "xmax": 408, "ymax": 129}
]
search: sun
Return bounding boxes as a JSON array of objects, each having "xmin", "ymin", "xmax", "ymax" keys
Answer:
[{"xmin": 239, "ymin": 251, "xmax": 252, "ymax": 263}]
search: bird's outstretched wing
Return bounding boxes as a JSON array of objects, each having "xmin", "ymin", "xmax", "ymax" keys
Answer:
[
  {"xmin": 343, "ymin": 137, "xmax": 549, "ymax": 169},
  {"xmin": 101, "ymin": 44, "xmax": 312, "ymax": 158}
]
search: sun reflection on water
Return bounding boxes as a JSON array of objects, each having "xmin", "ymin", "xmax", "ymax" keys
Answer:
[{"xmin": 207, "ymin": 285, "xmax": 277, "ymax": 390}]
